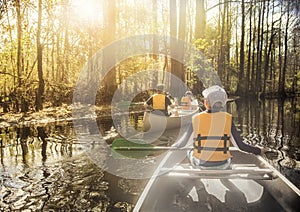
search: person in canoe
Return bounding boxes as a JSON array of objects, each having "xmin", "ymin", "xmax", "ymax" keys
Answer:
[
  {"xmin": 144, "ymin": 83, "xmax": 175, "ymax": 116},
  {"xmin": 180, "ymin": 90, "xmax": 199, "ymax": 111},
  {"xmin": 174, "ymin": 85, "xmax": 265, "ymax": 169}
]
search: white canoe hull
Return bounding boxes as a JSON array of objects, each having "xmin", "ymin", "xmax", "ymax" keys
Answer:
[
  {"xmin": 134, "ymin": 148, "xmax": 300, "ymax": 212},
  {"xmin": 143, "ymin": 108, "xmax": 199, "ymax": 132}
]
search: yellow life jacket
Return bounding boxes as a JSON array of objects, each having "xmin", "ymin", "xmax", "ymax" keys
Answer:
[
  {"xmin": 152, "ymin": 94, "xmax": 166, "ymax": 110},
  {"xmin": 192, "ymin": 111, "xmax": 232, "ymax": 162},
  {"xmin": 181, "ymin": 96, "xmax": 191, "ymax": 110}
]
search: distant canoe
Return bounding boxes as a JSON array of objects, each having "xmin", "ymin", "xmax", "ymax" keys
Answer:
[{"xmin": 143, "ymin": 107, "xmax": 199, "ymax": 132}]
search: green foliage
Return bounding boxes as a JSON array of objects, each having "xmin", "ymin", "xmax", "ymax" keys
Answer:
[
  {"xmin": 0, "ymin": 0, "xmax": 299, "ymax": 113},
  {"xmin": 194, "ymin": 38, "xmax": 210, "ymax": 52}
]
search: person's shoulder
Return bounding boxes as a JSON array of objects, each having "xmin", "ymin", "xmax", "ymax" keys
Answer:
[
  {"xmin": 217, "ymin": 111, "xmax": 232, "ymax": 116},
  {"xmin": 224, "ymin": 112, "xmax": 232, "ymax": 118},
  {"xmin": 192, "ymin": 111, "xmax": 206, "ymax": 119}
]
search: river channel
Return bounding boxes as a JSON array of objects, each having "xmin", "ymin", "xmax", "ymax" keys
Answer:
[{"xmin": 0, "ymin": 97, "xmax": 299, "ymax": 211}]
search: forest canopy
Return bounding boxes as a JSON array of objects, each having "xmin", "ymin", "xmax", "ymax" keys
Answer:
[{"xmin": 0, "ymin": 0, "xmax": 299, "ymax": 113}]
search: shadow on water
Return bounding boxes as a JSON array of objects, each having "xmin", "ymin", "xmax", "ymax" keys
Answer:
[{"xmin": 0, "ymin": 97, "xmax": 299, "ymax": 210}]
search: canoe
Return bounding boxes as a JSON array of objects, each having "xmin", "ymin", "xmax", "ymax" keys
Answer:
[
  {"xmin": 133, "ymin": 146, "xmax": 300, "ymax": 212},
  {"xmin": 143, "ymin": 107, "xmax": 199, "ymax": 132}
]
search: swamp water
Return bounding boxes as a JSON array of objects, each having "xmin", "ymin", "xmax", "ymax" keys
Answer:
[{"xmin": 0, "ymin": 97, "xmax": 299, "ymax": 211}]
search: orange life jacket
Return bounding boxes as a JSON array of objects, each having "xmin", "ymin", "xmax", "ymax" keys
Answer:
[
  {"xmin": 181, "ymin": 96, "xmax": 191, "ymax": 110},
  {"xmin": 152, "ymin": 94, "xmax": 166, "ymax": 110},
  {"xmin": 192, "ymin": 111, "xmax": 232, "ymax": 162}
]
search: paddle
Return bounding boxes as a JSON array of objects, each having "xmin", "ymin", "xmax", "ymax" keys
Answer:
[
  {"xmin": 111, "ymin": 138, "xmax": 157, "ymax": 158},
  {"xmin": 113, "ymin": 145, "xmax": 277, "ymax": 153},
  {"xmin": 112, "ymin": 137, "xmax": 279, "ymax": 160},
  {"xmin": 113, "ymin": 146, "xmax": 190, "ymax": 151},
  {"xmin": 111, "ymin": 138, "xmax": 192, "ymax": 158}
]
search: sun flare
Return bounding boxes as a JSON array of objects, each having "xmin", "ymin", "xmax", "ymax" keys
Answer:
[{"xmin": 71, "ymin": 0, "xmax": 102, "ymax": 23}]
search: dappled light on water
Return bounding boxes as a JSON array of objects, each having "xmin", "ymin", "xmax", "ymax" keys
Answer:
[{"xmin": 0, "ymin": 97, "xmax": 299, "ymax": 210}]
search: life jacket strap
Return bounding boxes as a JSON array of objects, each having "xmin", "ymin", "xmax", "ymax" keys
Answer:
[
  {"xmin": 193, "ymin": 134, "xmax": 230, "ymax": 154},
  {"xmin": 197, "ymin": 134, "xmax": 201, "ymax": 153},
  {"xmin": 193, "ymin": 135, "xmax": 231, "ymax": 141},
  {"xmin": 223, "ymin": 134, "xmax": 228, "ymax": 154},
  {"xmin": 192, "ymin": 144, "xmax": 230, "ymax": 152}
]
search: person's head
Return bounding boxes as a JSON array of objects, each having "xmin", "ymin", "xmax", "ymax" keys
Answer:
[
  {"xmin": 156, "ymin": 84, "xmax": 164, "ymax": 93},
  {"xmin": 185, "ymin": 90, "xmax": 193, "ymax": 97},
  {"xmin": 202, "ymin": 85, "xmax": 227, "ymax": 111}
]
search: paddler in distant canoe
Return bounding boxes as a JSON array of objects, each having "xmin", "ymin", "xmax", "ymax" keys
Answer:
[
  {"xmin": 144, "ymin": 84, "xmax": 176, "ymax": 116},
  {"xmin": 180, "ymin": 90, "xmax": 199, "ymax": 111},
  {"xmin": 174, "ymin": 85, "xmax": 265, "ymax": 169}
]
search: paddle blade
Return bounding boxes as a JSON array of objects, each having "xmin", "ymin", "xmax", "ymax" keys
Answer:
[{"xmin": 111, "ymin": 138, "xmax": 154, "ymax": 159}]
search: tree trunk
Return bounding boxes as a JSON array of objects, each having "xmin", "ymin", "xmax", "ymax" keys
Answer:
[
  {"xmin": 4, "ymin": 0, "xmax": 16, "ymax": 86},
  {"xmin": 278, "ymin": 4, "xmax": 283, "ymax": 95},
  {"xmin": 257, "ymin": 0, "xmax": 266, "ymax": 95},
  {"xmin": 250, "ymin": 4, "xmax": 257, "ymax": 93},
  {"xmin": 225, "ymin": 1, "xmax": 231, "ymax": 89},
  {"xmin": 61, "ymin": 0, "xmax": 69, "ymax": 83},
  {"xmin": 102, "ymin": 0, "xmax": 117, "ymax": 103},
  {"xmin": 63, "ymin": 23, "xmax": 69, "ymax": 83},
  {"xmin": 169, "ymin": 0, "xmax": 177, "ymax": 39},
  {"xmin": 178, "ymin": 0, "xmax": 186, "ymax": 81},
  {"xmin": 36, "ymin": 0, "xmax": 44, "ymax": 111},
  {"xmin": 195, "ymin": 0, "xmax": 205, "ymax": 39},
  {"xmin": 255, "ymin": 1, "xmax": 262, "ymax": 95},
  {"xmin": 262, "ymin": 0, "xmax": 271, "ymax": 96},
  {"xmin": 279, "ymin": 1, "xmax": 290, "ymax": 96},
  {"xmin": 237, "ymin": 0, "xmax": 245, "ymax": 95},
  {"xmin": 16, "ymin": 0, "xmax": 22, "ymax": 87},
  {"xmin": 218, "ymin": 0, "xmax": 227, "ymax": 83},
  {"xmin": 235, "ymin": 13, "xmax": 239, "ymax": 89},
  {"xmin": 246, "ymin": 1, "xmax": 253, "ymax": 93},
  {"xmin": 169, "ymin": 0, "xmax": 186, "ymax": 97},
  {"xmin": 152, "ymin": 0, "xmax": 158, "ymax": 60}
]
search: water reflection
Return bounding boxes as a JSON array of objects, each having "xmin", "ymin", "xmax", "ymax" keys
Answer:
[
  {"xmin": 229, "ymin": 97, "xmax": 300, "ymax": 188},
  {"xmin": 0, "ymin": 123, "xmax": 80, "ymax": 169},
  {"xmin": 0, "ymin": 97, "xmax": 299, "ymax": 210},
  {"xmin": 0, "ymin": 116, "xmax": 150, "ymax": 211}
]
